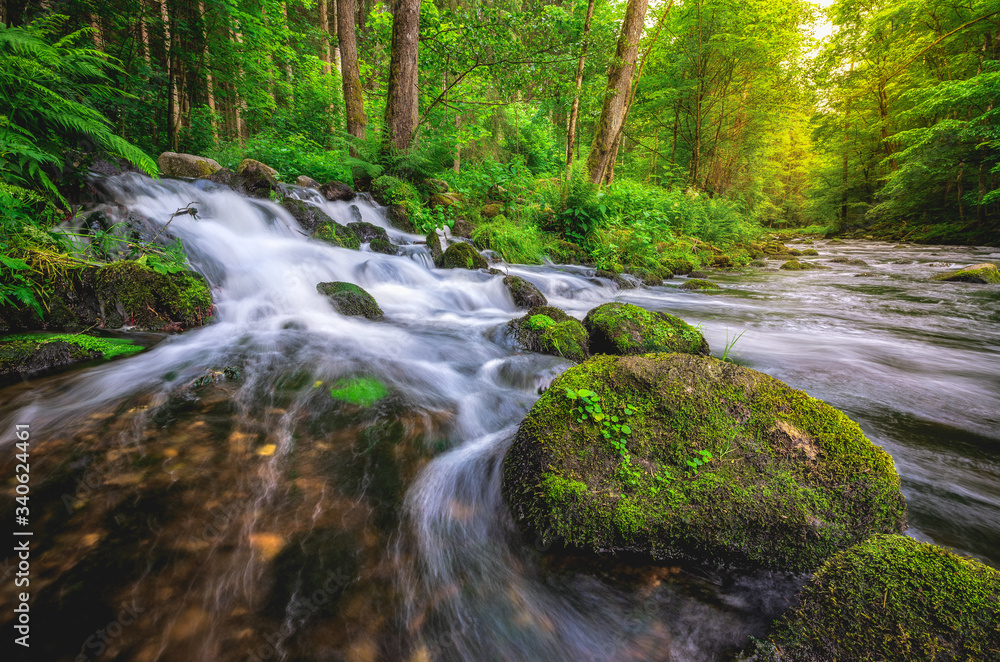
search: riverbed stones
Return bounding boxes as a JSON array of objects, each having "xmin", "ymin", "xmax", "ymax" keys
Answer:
[
  {"xmin": 679, "ymin": 278, "xmax": 720, "ymax": 290},
  {"xmin": 317, "ymin": 282, "xmax": 383, "ymax": 319},
  {"xmin": 436, "ymin": 242, "xmax": 488, "ymax": 270},
  {"xmin": 347, "ymin": 221, "xmax": 398, "ymax": 255},
  {"xmin": 583, "ymin": 303, "xmax": 708, "ymax": 357},
  {"xmin": 502, "ymin": 353, "xmax": 906, "ymax": 571},
  {"xmin": 157, "ymin": 152, "xmax": 222, "ymax": 178},
  {"xmin": 506, "ymin": 306, "xmax": 589, "ymax": 363},
  {"xmin": 930, "ymin": 262, "xmax": 1000, "ymax": 284},
  {"xmin": 747, "ymin": 535, "xmax": 1000, "ymax": 661},
  {"xmin": 503, "ymin": 275, "xmax": 547, "ymax": 309}
]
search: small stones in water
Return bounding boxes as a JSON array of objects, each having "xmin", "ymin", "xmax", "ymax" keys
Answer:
[{"xmin": 930, "ymin": 262, "xmax": 1000, "ymax": 284}]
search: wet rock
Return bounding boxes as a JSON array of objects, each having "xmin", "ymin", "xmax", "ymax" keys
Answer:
[
  {"xmin": 452, "ymin": 217, "xmax": 474, "ymax": 238},
  {"xmin": 386, "ymin": 204, "xmax": 415, "ymax": 233},
  {"xmin": 281, "ymin": 198, "xmax": 334, "ymax": 233},
  {"xmin": 503, "ymin": 275, "xmax": 547, "ymax": 309},
  {"xmin": 595, "ymin": 270, "xmax": 637, "ymax": 289},
  {"xmin": 157, "ymin": 152, "xmax": 222, "ymax": 178},
  {"xmin": 348, "ymin": 205, "xmax": 364, "ymax": 223},
  {"xmin": 95, "ymin": 262, "xmax": 212, "ymax": 330},
  {"xmin": 316, "ymin": 282, "xmax": 383, "ymax": 319},
  {"xmin": 780, "ymin": 260, "xmax": 824, "ymax": 271},
  {"xmin": 425, "ymin": 230, "xmax": 446, "ymax": 260},
  {"xmin": 712, "ymin": 255, "xmax": 733, "ymax": 268},
  {"xmin": 237, "ymin": 159, "xmax": 278, "ymax": 199},
  {"xmin": 502, "ymin": 353, "xmax": 906, "ymax": 571},
  {"xmin": 688, "ymin": 270, "xmax": 709, "ymax": 279},
  {"xmin": 369, "ymin": 237, "xmax": 398, "ymax": 255},
  {"xmin": 436, "ymin": 242, "xmax": 488, "ymax": 270},
  {"xmin": 202, "ymin": 167, "xmax": 245, "ymax": 193},
  {"xmin": 789, "ymin": 249, "xmax": 804, "ymax": 257},
  {"xmin": 505, "ymin": 306, "xmax": 589, "ymax": 363},
  {"xmin": 679, "ymin": 278, "xmax": 720, "ymax": 291},
  {"xmin": 319, "ymin": 180, "xmax": 356, "ymax": 202},
  {"xmin": 661, "ymin": 258, "xmax": 694, "ymax": 276},
  {"xmin": 749, "ymin": 260, "xmax": 768, "ymax": 267},
  {"xmin": 930, "ymin": 263, "xmax": 1000, "ymax": 285},
  {"xmin": 583, "ymin": 302, "xmax": 708, "ymax": 357},
  {"xmin": 347, "ymin": 221, "xmax": 398, "ymax": 255},
  {"xmin": 296, "ymin": 175, "xmax": 320, "ymax": 188},
  {"xmin": 315, "ymin": 222, "xmax": 361, "ymax": 250},
  {"xmin": 747, "ymin": 535, "xmax": 999, "ymax": 661},
  {"xmin": 0, "ymin": 334, "xmax": 144, "ymax": 384},
  {"xmin": 801, "ymin": 249, "xmax": 819, "ymax": 256}
]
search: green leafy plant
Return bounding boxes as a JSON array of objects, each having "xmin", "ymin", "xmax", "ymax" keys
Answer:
[
  {"xmin": 721, "ymin": 328, "xmax": 746, "ymax": 362},
  {"xmin": 686, "ymin": 449, "xmax": 713, "ymax": 476}
]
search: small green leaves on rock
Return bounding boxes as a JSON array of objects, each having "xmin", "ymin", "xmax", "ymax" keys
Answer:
[
  {"xmin": 316, "ymin": 282, "xmax": 383, "ymax": 320},
  {"xmin": 315, "ymin": 222, "xmax": 361, "ymax": 250},
  {"xmin": 583, "ymin": 302, "xmax": 708, "ymax": 356},
  {"xmin": 506, "ymin": 306, "xmax": 589, "ymax": 363},
  {"xmin": 329, "ymin": 376, "xmax": 389, "ymax": 406}
]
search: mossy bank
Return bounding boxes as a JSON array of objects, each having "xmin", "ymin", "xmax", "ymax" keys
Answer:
[{"xmin": 502, "ymin": 353, "xmax": 906, "ymax": 572}]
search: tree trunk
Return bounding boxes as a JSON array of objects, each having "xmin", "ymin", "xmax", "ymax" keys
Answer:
[
  {"xmin": 453, "ymin": 114, "xmax": 460, "ymax": 173},
  {"xmin": 384, "ymin": 0, "xmax": 420, "ymax": 152},
  {"xmin": 232, "ymin": 28, "xmax": 247, "ymax": 142},
  {"xmin": 585, "ymin": 0, "xmax": 649, "ymax": 185},
  {"xmin": 198, "ymin": 0, "xmax": 218, "ymax": 141},
  {"xmin": 161, "ymin": 0, "xmax": 182, "ymax": 149},
  {"xmin": 319, "ymin": 0, "xmax": 333, "ymax": 75},
  {"xmin": 338, "ymin": 0, "xmax": 367, "ymax": 148},
  {"xmin": 138, "ymin": 0, "xmax": 152, "ymax": 69},
  {"xmin": 565, "ymin": 0, "xmax": 596, "ymax": 178}
]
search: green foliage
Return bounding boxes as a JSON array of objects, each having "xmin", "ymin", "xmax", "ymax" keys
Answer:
[
  {"xmin": 1, "ymin": 333, "xmax": 144, "ymax": 360},
  {"xmin": 0, "ymin": 16, "xmax": 156, "ymax": 200},
  {"xmin": 328, "ymin": 376, "xmax": 390, "ymax": 407},
  {"xmin": 471, "ymin": 215, "xmax": 551, "ymax": 264},
  {"xmin": 721, "ymin": 329, "xmax": 746, "ymax": 362},
  {"xmin": 207, "ymin": 133, "xmax": 353, "ymax": 184}
]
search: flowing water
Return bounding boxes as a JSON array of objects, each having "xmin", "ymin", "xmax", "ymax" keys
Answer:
[{"xmin": 2, "ymin": 174, "xmax": 998, "ymax": 662}]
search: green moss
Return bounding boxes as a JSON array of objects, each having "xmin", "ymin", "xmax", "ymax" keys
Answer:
[
  {"xmin": 801, "ymin": 249, "xmax": 819, "ymax": 256},
  {"xmin": 751, "ymin": 535, "xmax": 1000, "ymax": 661},
  {"xmin": 316, "ymin": 282, "xmax": 383, "ymax": 319},
  {"xmin": 369, "ymin": 237, "xmax": 397, "ymax": 255},
  {"xmin": 95, "ymin": 261, "xmax": 212, "ymax": 330},
  {"xmin": 1, "ymin": 333, "xmax": 144, "ymax": 379},
  {"xmin": 502, "ymin": 353, "xmax": 906, "ymax": 571},
  {"xmin": 372, "ymin": 175, "xmax": 421, "ymax": 219},
  {"xmin": 930, "ymin": 263, "xmax": 1000, "ymax": 284},
  {"xmin": 506, "ymin": 306, "xmax": 590, "ymax": 363},
  {"xmin": 328, "ymin": 376, "xmax": 389, "ymax": 407},
  {"xmin": 583, "ymin": 302, "xmax": 709, "ymax": 357},
  {"xmin": 503, "ymin": 275, "xmax": 548, "ymax": 309},
  {"xmin": 315, "ymin": 222, "xmax": 362, "ymax": 250},
  {"xmin": 679, "ymin": 278, "xmax": 720, "ymax": 290},
  {"xmin": 435, "ymin": 242, "xmax": 489, "ymax": 270}
]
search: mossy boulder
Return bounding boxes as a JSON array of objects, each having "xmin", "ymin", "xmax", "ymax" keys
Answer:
[
  {"xmin": 316, "ymin": 282, "xmax": 383, "ymax": 320},
  {"xmin": 748, "ymin": 535, "xmax": 1000, "ymax": 661},
  {"xmin": 371, "ymin": 175, "xmax": 420, "ymax": 220},
  {"xmin": 801, "ymin": 249, "xmax": 819, "ymax": 256},
  {"xmin": 930, "ymin": 262, "xmax": 1000, "ymax": 285},
  {"xmin": 749, "ymin": 260, "xmax": 768, "ymax": 267},
  {"xmin": 505, "ymin": 306, "xmax": 589, "ymax": 363},
  {"xmin": 780, "ymin": 260, "xmax": 823, "ymax": 271},
  {"xmin": 95, "ymin": 261, "xmax": 213, "ymax": 330},
  {"xmin": 318, "ymin": 180, "xmax": 355, "ymax": 202},
  {"xmin": 281, "ymin": 198, "xmax": 334, "ymax": 233},
  {"xmin": 237, "ymin": 158, "xmax": 279, "ymax": 199},
  {"xmin": 0, "ymin": 333, "xmax": 145, "ymax": 384},
  {"xmin": 435, "ymin": 242, "xmax": 488, "ymax": 270},
  {"xmin": 829, "ymin": 257, "xmax": 870, "ymax": 267},
  {"xmin": 712, "ymin": 255, "xmax": 733, "ymax": 268},
  {"xmin": 429, "ymin": 193, "xmax": 462, "ymax": 209},
  {"xmin": 347, "ymin": 221, "xmax": 398, "ymax": 255},
  {"xmin": 315, "ymin": 222, "xmax": 361, "ymax": 250},
  {"xmin": 503, "ymin": 275, "xmax": 547, "ymax": 309},
  {"xmin": 480, "ymin": 203, "xmax": 503, "ymax": 219},
  {"xmin": 157, "ymin": 152, "xmax": 222, "ymax": 178},
  {"xmin": 583, "ymin": 302, "xmax": 708, "ymax": 357},
  {"xmin": 425, "ymin": 230, "xmax": 446, "ymax": 260},
  {"xmin": 679, "ymin": 278, "xmax": 720, "ymax": 291},
  {"xmin": 386, "ymin": 204, "xmax": 415, "ymax": 233},
  {"xmin": 502, "ymin": 353, "xmax": 906, "ymax": 571},
  {"xmin": 661, "ymin": 258, "xmax": 694, "ymax": 276}
]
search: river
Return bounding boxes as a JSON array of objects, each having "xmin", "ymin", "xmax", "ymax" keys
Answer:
[{"xmin": 1, "ymin": 174, "xmax": 998, "ymax": 662}]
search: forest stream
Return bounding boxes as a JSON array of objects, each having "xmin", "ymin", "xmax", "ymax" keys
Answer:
[{"xmin": 2, "ymin": 174, "xmax": 999, "ymax": 662}]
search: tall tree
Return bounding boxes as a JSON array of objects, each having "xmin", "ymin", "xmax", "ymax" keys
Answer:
[
  {"xmin": 565, "ymin": 0, "xmax": 596, "ymax": 178},
  {"xmin": 585, "ymin": 0, "xmax": 649, "ymax": 184},
  {"xmin": 338, "ymin": 0, "xmax": 367, "ymax": 147},
  {"xmin": 384, "ymin": 0, "xmax": 420, "ymax": 151}
]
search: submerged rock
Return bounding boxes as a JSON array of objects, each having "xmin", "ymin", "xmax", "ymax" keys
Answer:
[
  {"xmin": 747, "ymin": 535, "xmax": 1000, "ymax": 661},
  {"xmin": 505, "ymin": 306, "xmax": 589, "ymax": 363},
  {"xmin": 679, "ymin": 278, "xmax": 720, "ymax": 290},
  {"xmin": 583, "ymin": 303, "xmax": 709, "ymax": 357},
  {"xmin": 0, "ymin": 333, "xmax": 144, "ymax": 383},
  {"xmin": 315, "ymin": 222, "xmax": 361, "ymax": 250},
  {"xmin": 503, "ymin": 275, "xmax": 547, "ymax": 309},
  {"xmin": 316, "ymin": 282, "xmax": 383, "ymax": 319},
  {"xmin": 436, "ymin": 242, "xmax": 488, "ymax": 270},
  {"xmin": 930, "ymin": 263, "xmax": 1000, "ymax": 284},
  {"xmin": 158, "ymin": 152, "xmax": 222, "ymax": 178},
  {"xmin": 281, "ymin": 198, "xmax": 334, "ymax": 233},
  {"xmin": 502, "ymin": 353, "xmax": 906, "ymax": 571}
]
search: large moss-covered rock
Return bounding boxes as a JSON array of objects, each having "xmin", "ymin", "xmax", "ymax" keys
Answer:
[
  {"xmin": 95, "ymin": 262, "xmax": 212, "ymax": 330},
  {"xmin": 502, "ymin": 353, "xmax": 906, "ymax": 571},
  {"xmin": 661, "ymin": 257, "xmax": 694, "ymax": 276},
  {"xmin": 747, "ymin": 535, "xmax": 1000, "ymax": 661},
  {"xmin": 679, "ymin": 278, "xmax": 720, "ymax": 290},
  {"xmin": 317, "ymin": 282, "xmax": 383, "ymax": 320},
  {"xmin": 157, "ymin": 152, "xmax": 222, "ymax": 178},
  {"xmin": 0, "ymin": 333, "xmax": 145, "ymax": 383},
  {"xmin": 583, "ymin": 303, "xmax": 708, "ymax": 357},
  {"xmin": 281, "ymin": 198, "xmax": 334, "ymax": 232},
  {"xmin": 315, "ymin": 222, "xmax": 361, "ymax": 250},
  {"xmin": 503, "ymin": 275, "xmax": 547, "ymax": 309},
  {"xmin": 505, "ymin": 306, "xmax": 589, "ymax": 363},
  {"xmin": 435, "ymin": 242, "xmax": 488, "ymax": 270},
  {"xmin": 930, "ymin": 262, "xmax": 1000, "ymax": 284}
]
